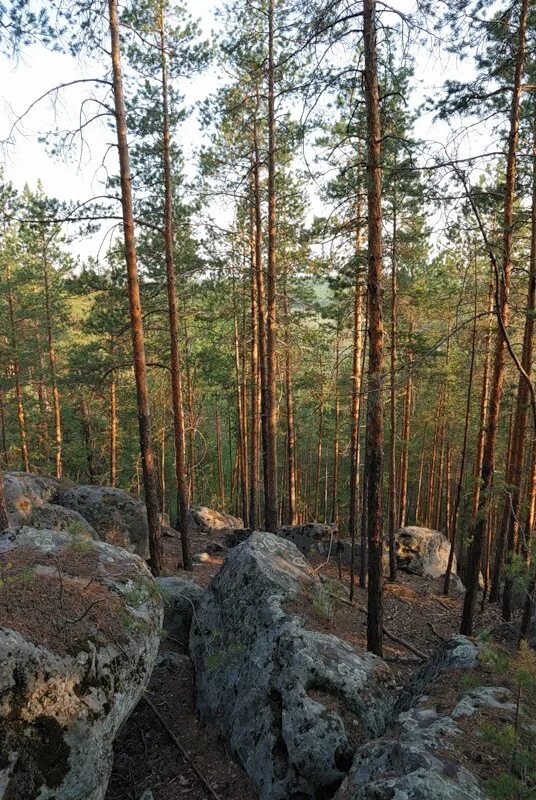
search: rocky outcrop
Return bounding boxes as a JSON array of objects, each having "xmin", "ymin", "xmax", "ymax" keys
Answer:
[
  {"xmin": 157, "ymin": 575, "xmax": 204, "ymax": 649},
  {"xmin": 394, "ymin": 634, "xmax": 480, "ymax": 715},
  {"xmin": 3, "ymin": 472, "xmax": 63, "ymax": 528},
  {"xmin": 57, "ymin": 485, "xmax": 150, "ymax": 559},
  {"xmin": 2, "ymin": 473, "xmax": 150, "ymax": 557},
  {"xmin": 335, "ymin": 636, "xmax": 495, "ymax": 800},
  {"xmin": 0, "ymin": 526, "xmax": 163, "ymax": 800},
  {"xmin": 277, "ymin": 522, "xmax": 337, "ymax": 557},
  {"xmin": 395, "ymin": 526, "xmax": 455, "ymax": 578},
  {"xmin": 190, "ymin": 531, "xmax": 395, "ymax": 800},
  {"xmin": 187, "ymin": 506, "xmax": 244, "ymax": 535},
  {"xmin": 335, "ymin": 701, "xmax": 488, "ymax": 800}
]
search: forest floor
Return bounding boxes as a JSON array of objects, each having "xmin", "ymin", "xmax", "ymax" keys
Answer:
[{"xmin": 105, "ymin": 531, "xmax": 513, "ymax": 800}]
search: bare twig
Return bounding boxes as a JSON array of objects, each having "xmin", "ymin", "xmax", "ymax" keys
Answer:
[{"xmin": 142, "ymin": 695, "xmax": 223, "ymax": 800}]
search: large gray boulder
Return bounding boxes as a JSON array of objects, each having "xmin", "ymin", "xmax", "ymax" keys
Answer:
[
  {"xmin": 3, "ymin": 472, "xmax": 63, "ymax": 526},
  {"xmin": 57, "ymin": 485, "xmax": 150, "ymax": 559},
  {"xmin": 187, "ymin": 505, "xmax": 244, "ymax": 535},
  {"xmin": 0, "ymin": 527, "xmax": 162, "ymax": 800},
  {"xmin": 396, "ymin": 526, "xmax": 455, "ymax": 578},
  {"xmin": 335, "ymin": 703, "xmax": 488, "ymax": 800},
  {"xmin": 277, "ymin": 522, "xmax": 337, "ymax": 557},
  {"xmin": 335, "ymin": 636, "xmax": 493, "ymax": 800},
  {"xmin": 157, "ymin": 575, "xmax": 204, "ymax": 648},
  {"xmin": 190, "ymin": 531, "xmax": 395, "ymax": 800}
]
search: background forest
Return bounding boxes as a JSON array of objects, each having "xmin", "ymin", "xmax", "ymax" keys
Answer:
[{"xmin": 1, "ymin": 0, "xmax": 536, "ymax": 650}]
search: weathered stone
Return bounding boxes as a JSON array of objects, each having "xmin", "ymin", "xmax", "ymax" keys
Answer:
[
  {"xmin": 28, "ymin": 502, "xmax": 98, "ymax": 540},
  {"xmin": 187, "ymin": 505, "xmax": 244, "ymax": 535},
  {"xmin": 205, "ymin": 540, "xmax": 229, "ymax": 556},
  {"xmin": 57, "ymin": 485, "xmax": 150, "ymax": 559},
  {"xmin": 335, "ymin": 641, "xmax": 506, "ymax": 800},
  {"xmin": 277, "ymin": 522, "xmax": 338, "ymax": 556},
  {"xmin": 451, "ymin": 686, "xmax": 514, "ymax": 718},
  {"xmin": 3, "ymin": 472, "xmax": 64, "ymax": 528},
  {"xmin": 396, "ymin": 526, "xmax": 455, "ymax": 578},
  {"xmin": 225, "ymin": 528, "xmax": 251, "ymax": 548},
  {"xmin": 190, "ymin": 531, "xmax": 396, "ymax": 800},
  {"xmin": 335, "ymin": 704, "xmax": 487, "ymax": 800},
  {"xmin": 0, "ymin": 527, "xmax": 162, "ymax": 800},
  {"xmin": 395, "ymin": 635, "xmax": 480, "ymax": 715},
  {"xmin": 157, "ymin": 576, "xmax": 204, "ymax": 648}
]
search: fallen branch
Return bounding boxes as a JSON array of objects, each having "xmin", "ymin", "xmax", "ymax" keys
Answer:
[
  {"xmin": 427, "ymin": 621, "xmax": 445, "ymax": 641},
  {"xmin": 328, "ymin": 593, "xmax": 428, "ymax": 660},
  {"xmin": 142, "ymin": 695, "xmax": 222, "ymax": 800}
]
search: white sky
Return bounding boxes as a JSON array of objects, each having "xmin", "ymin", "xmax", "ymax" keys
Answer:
[{"xmin": 0, "ymin": 0, "xmax": 491, "ymax": 260}]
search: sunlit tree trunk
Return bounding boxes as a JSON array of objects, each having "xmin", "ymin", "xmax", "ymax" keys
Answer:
[
  {"xmin": 501, "ymin": 116, "xmax": 536, "ymax": 620},
  {"xmin": 108, "ymin": 0, "xmax": 163, "ymax": 575},
  {"xmin": 264, "ymin": 0, "xmax": 278, "ymax": 532},
  {"xmin": 40, "ymin": 228, "xmax": 62, "ymax": 478},
  {"xmin": 398, "ymin": 320, "xmax": 412, "ymax": 527},
  {"xmin": 363, "ymin": 0, "xmax": 385, "ymax": 656},
  {"xmin": 6, "ymin": 261, "xmax": 30, "ymax": 472},
  {"xmin": 461, "ymin": 0, "xmax": 528, "ymax": 634},
  {"xmin": 159, "ymin": 7, "xmax": 191, "ymax": 567}
]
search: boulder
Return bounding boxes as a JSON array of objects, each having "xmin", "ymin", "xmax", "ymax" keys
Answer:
[
  {"xmin": 395, "ymin": 635, "xmax": 480, "ymax": 715},
  {"xmin": 277, "ymin": 522, "xmax": 337, "ymax": 556},
  {"xmin": 395, "ymin": 526, "xmax": 455, "ymax": 578},
  {"xmin": 3, "ymin": 472, "xmax": 63, "ymax": 528},
  {"xmin": 0, "ymin": 527, "xmax": 162, "ymax": 800},
  {"xmin": 336, "ymin": 636, "xmax": 495, "ymax": 800},
  {"xmin": 57, "ymin": 485, "xmax": 150, "ymax": 559},
  {"xmin": 28, "ymin": 502, "xmax": 98, "ymax": 540},
  {"xmin": 157, "ymin": 575, "xmax": 204, "ymax": 649},
  {"xmin": 190, "ymin": 531, "xmax": 395, "ymax": 800},
  {"xmin": 187, "ymin": 505, "xmax": 244, "ymax": 535},
  {"xmin": 335, "ymin": 703, "xmax": 487, "ymax": 800}
]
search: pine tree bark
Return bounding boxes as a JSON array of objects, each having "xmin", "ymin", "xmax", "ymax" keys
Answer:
[
  {"xmin": 388, "ymin": 177, "xmax": 398, "ymax": 581},
  {"xmin": 5, "ymin": 260, "xmax": 30, "ymax": 472},
  {"xmin": 40, "ymin": 229, "xmax": 62, "ymax": 478},
  {"xmin": 461, "ymin": 0, "xmax": 528, "ymax": 634},
  {"xmin": 283, "ymin": 277, "xmax": 297, "ymax": 524},
  {"xmin": 331, "ymin": 337, "xmax": 340, "ymax": 525},
  {"xmin": 349, "ymin": 189, "xmax": 365, "ymax": 601},
  {"xmin": 264, "ymin": 0, "xmax": 278, "ymax": 532},
  {"xmin": 80, "ymin": 395, "xmax": 97, "ymax": 484},
  {"xmin": 249, "ymin": 177, "xmax": 260, "ymax": 528},
  {"xmin": 216, "ymin": 406, "xmax": 225, "ymax": 508},
  {"xmin": 472, "ymin": 279, "xmax": 494, "ymax": 522},
  {"xmin": 398, "ymin": 320, "xmax": 413, "ymax": 527},
  {"xmin": 363, "ymin": 0, "xmax": 385, "ymax": 657},
  {"xmin": 109, "ymin": 366, "xmax": 117, "ymax": 487},
  {"xmin": 108, "ymin": 0, "xmax": 163, "ymax": 575},
  {"xmin": 314, "ymin": 399, "xmax": 324, "ymax": 521},
  {"xmin": 444, "ymin": 283, "xmax": 477, "ymax": 594},
  {"xmin": 159, "ymin": 8, "xmax": 191, "ymax": 568},
  {"xmin": 500, "ymin": 115, "xmax": 536, "ymax": 619}
]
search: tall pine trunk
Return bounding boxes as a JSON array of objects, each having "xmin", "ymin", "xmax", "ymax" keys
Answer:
[
  {"xmin": 6, "ymin": 261, "xmax": 30, "ymax": 472},
  {"xmin": 108, "ymin": 0, "xmax": 163, "ymax": 575},
  {"xmin": 264, "ymin": 0, "xmax": 278, "ymax": 532},
  {"xmin": 461, "ymin": 0, "xmax": 528, "ymax": 634},
  {"xmin": 363, "ymin": 0, "xmax": 385, "ymax": 657},
  {"xmin": 40, "ymin": 229, "xmax": 62, "ymax": 478},
  {"xmin": 159, "ymin": 8, "xmax": 191, "ymax": 568},
  {"xmin": 500, "ymin": 115, "xmax": 536, "ymax": 619},
  {"xmin": 398, "ymin": 320, "xmax": 412, "ymax": 527}
]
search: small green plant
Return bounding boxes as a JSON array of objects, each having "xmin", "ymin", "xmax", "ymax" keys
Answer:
[
  {"xmin": 480, "ymin": 642, "xmax": 536, "ymax": 800},
  {"xmin": 309, "ymin": 584, "xmax": 332, "ymax": 622}
]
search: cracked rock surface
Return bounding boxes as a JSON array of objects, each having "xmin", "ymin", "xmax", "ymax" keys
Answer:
[
  {"xmin": 0, "ymin": 527, "xmax": 162, "ymax": 800},
  {"xmin": 190, "ymin": 531, "xmax": 396, "ymax": 800}
]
